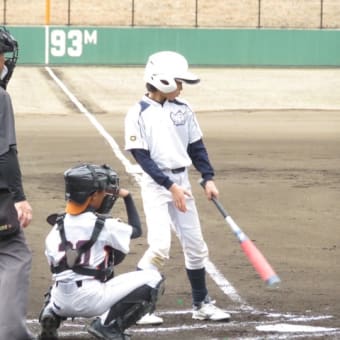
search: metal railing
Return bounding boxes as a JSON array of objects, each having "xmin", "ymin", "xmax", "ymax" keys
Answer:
[{"xmin": 0, "ymin": 0, "xmax": 337, "ymax": 29}]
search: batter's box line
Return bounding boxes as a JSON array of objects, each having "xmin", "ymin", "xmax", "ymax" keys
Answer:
[{"xmin": 27, "ymin": 309, "xmax": 334, "ymax": 326}]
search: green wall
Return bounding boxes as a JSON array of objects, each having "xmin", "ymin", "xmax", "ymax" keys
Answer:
[
  {"xmin": 9, "ymin": 27, "xmax": 45, "ymax": 64},
  {"xmin": 7, "ymin": 26, "xmax": 340, "ymax": 67}
]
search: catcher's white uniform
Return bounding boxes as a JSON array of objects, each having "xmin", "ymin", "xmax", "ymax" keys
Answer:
[{"xmin": 44, "ymin": 211, "xmax": 161, "ymax": 321}]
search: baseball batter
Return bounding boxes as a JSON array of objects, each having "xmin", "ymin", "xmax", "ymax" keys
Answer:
[
  {"xmin": 124, "ymin": 51, "xmax": 230, "ymax": 323},
  {"xmin": 38, "ymin": 164, "xmax": 164, "ymax": 340}
]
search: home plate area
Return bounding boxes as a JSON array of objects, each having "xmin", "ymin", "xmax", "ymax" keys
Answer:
[{"xmin": 28, "ymin": 307, "xmax": 339, "ymax": 339}]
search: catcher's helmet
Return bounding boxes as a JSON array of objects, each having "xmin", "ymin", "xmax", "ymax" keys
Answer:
[
  {"xmin": 0, "ymin": 26, "xmax": 18, "ymax": 89},
  {"xmin": 144, "ymin": 51, "xmax": 200, "ymax": 94},
  {"xmin": 64, "ymin": 164, "xmax": 119, "ymax": 214}
]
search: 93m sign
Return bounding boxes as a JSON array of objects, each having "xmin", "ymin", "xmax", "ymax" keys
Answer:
[{"xmin": 50, "ymin": 29, "xmax": 97, "ymax": 57}]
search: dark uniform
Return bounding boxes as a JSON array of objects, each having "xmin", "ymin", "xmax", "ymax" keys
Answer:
[{"xmin": 0, "ymin": 27, "xmax": 34, "ymax": 340}]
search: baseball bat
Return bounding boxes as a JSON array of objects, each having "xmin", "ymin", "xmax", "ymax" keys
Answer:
[{"xmin": 200, "ymin": 180, "xmax": 280, "ymax": 287}]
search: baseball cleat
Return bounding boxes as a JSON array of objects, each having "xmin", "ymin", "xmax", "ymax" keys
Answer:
[
  {"xmin": 87, "ymin": 317, "xmax": 131, "ymax": 340},
  {"xmin": 136, "ymin": 312, "xmax": 164, "ymax": 325},
  {"xmin": 38, "ymin": 306, "xmax": 61, "ymax": 340},
  {"xmin": 192, "ymin": 298, "xmax": 231, "ymax": 321}
]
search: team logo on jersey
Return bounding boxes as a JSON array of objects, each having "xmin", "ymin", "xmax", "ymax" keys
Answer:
[{"xmin": 170, "ymin": 109, "xmax": 187, "ymax": 126}]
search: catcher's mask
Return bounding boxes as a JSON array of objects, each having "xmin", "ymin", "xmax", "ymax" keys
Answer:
[
  {"xmin": 144, "ymin": 51, "xmax": 200, "ymax": 94},
  {"xmin": 0, "ymin": 26, "xmax": 18, "ymax": 89},
  {"xmin": 64, "ymin": 163, "xmax": 119, "ymax": 215}
]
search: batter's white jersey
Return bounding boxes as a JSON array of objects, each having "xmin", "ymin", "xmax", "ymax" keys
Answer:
[
  {"xmin": 124, "ymin": 95, "xmax": 210, "ymax": 271},
  {"xmin": 45, "ymin": 212, "xmax": 132, "ymax": 282},
  {"xmin": 125, "ymin": 95, "xmax": 203, "ymax": 170}
]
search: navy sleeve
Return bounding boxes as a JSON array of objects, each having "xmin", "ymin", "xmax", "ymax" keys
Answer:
[
  {"xmin": 187, "ymin": 138, "xmax": 215, "ymax": 181},
  {"xmin": 130, "ymin": 149, "xmax": 174, "ymax": 189},
  {"xmin": 123, "ymin": 193, "xmax": 142, "ymax": 239}
]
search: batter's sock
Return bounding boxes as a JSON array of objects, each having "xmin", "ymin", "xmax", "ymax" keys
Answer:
[{"xmin": 186, "ymin": 267, "xmax": 208, "ymax": 306}]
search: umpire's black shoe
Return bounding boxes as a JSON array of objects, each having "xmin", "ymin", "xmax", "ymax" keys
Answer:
[
  {"xmin": 37, "ymin": 306, "xmax": 62, "ymax": 340},
  {"xmin": 87, "ymin": 317, "xmax": 131, "ymax": 340}
]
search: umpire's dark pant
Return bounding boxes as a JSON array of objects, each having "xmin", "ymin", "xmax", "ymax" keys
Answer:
[{"xmin": 0, "ymin": 229, "xmax": 33, "ymax": 339}]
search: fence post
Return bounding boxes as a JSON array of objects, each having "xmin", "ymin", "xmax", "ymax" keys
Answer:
[
  {"xmin": 45, "ymin": 0, "xmax": 50, "ymax": 25},
  {"xmin": 320, "ymin": 0, "xmax": 324, "ymax": 29},
  {"xmin": 68, "ymin": 0, "xmax": 71, "ymax": 25},
  {"xmin": 258, "ymin": 0, "xmax": 261, "ymax": 28},
  {"xmin": 3, "ymin": 0, "xmax": 6, "ymax": 24},
  {"xmin": 195, "ymin": 0, "xmax": 198, "ymax": 27},
  {"xmin": 131, "ymin": 0, "xmax": 135, "ymax": 27}
]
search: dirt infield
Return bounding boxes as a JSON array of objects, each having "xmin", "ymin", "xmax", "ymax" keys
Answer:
[{"xmin": 9, "ymin": 66, "xmax": 340, "ymax": 339}]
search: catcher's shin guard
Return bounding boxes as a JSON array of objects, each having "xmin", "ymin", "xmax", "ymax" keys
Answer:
[
  {"xmin": 38, "ymin": 286, "xmax": 53, "ymax": 323},
  {"xmin": 104, "ymin": 278, "xmax": 165, "ymax": 331}
]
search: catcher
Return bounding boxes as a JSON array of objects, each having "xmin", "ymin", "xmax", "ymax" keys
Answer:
[{"xmin": 38, "ymin": 163, "xmax": 164, "ymax": 340}]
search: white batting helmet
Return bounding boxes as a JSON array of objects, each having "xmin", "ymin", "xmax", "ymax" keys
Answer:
[{"xmin": 144, "ymin": 51, "xmax": 200, "ymax": 93}]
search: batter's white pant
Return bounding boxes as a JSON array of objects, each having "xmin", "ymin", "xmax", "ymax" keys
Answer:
[
  {"xmin": 48, "ymin": 270, "xmax": 162, "ymax": 320},
  {"xmin": 138, "ymin": 169, "xmax": 209, "ymax": 271}
]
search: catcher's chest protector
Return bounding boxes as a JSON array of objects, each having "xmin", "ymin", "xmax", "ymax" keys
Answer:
[{"xmin": 51, "ymin": 214, "xmax": 114, "ymax": 281}]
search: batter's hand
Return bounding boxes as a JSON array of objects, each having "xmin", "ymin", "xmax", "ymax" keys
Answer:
[
  {"xmin": 203, "ymin": 180, "xmax": 219, "ymax": 200},
  {"xmin": 15, "ymin": 200, "xmax": 33, "ymax": 228},
  {"xmin": 118, "ymin": 188, "xmax": 130, "ymax": 198},
  {"xmin": 169, "ymin": 183, "xmax": 191, "ymax": 212}
]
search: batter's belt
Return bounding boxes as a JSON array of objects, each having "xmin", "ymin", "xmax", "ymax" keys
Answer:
[{"xmin": 167, "ymin": 167, "xmax": 185, "ymax": 174}]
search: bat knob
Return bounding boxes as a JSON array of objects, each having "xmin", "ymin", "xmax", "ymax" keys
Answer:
[{"xmin": 266, "ymin": 275, "xmax": 281, "ymax": 289}]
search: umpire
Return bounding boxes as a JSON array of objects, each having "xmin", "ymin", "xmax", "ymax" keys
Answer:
[{"xmin": 0, "ymin": 27, "xmax": 34, "ymax": 339}]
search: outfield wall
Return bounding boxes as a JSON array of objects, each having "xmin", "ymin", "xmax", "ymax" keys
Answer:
[{"xmin": 8, "ymin": 26, "xmax": 340, "ymax": 67}]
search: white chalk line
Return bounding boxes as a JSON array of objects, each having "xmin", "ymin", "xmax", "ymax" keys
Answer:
[
  {"xmin": 27, "ymin": 309, "xmax": 339, "ymax": 339},
  {"xmin": 43, "ymin": 67, "xmax": 337, "ymax": 338}
]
